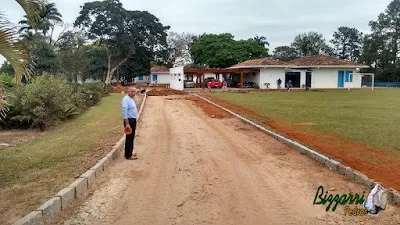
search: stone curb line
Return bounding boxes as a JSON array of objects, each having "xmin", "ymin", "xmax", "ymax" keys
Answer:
[
  {"xmin": 192, "ymin": 94, "xmax": 400, "ymax": 206},
  {"xmin": 13, "ymin": 93, "xmax": 148, "ymax": 225}
]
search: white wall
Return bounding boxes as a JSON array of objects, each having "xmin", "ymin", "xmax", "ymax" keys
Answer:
[
  {"xmin": 312, "ymin": 68, "xmax": 361, "ymax": 88},
  {"xmin": 204, "ymin": 73, "xmax": 215, "ymax": 79},
  {"xmin": 134, "ymin": 75, "xmax": 150, "ymax": 83},
  {"xmin": 345, "ymin": 73, "xmax": 362, "ymax": 88},
  {"xmin": 300, "ymin": 71, "xmax": 306, "ymax": 87},
  {"xmin": 259, "ymin": 68, "xmax": 286, "ymax": 89},
  {"xmin": 169, "ymin": 66, "xmax": 184, "ymax": 90},
  {"xmin": 151, "ymin": 72, "xmax": 170, "ymax": 84}
]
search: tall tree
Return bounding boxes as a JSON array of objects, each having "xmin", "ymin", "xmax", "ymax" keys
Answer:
[
  {"xmin": 330, "ymin": 27, "xmax": 363, "ymax": 61},
  {"xmin": 19, "ymin": 2, "xmax": 62, "ymax": 39},
  {"xmin": 291, "ymin": 32, "xmax": 333, "ymax": 56},
  {"xmin": 252, "ymin": 35, "xmax": 270, "ymax": 48},
  {"xmin": 22, "ymin": 34, "xmax": 58, "ymax": 75},
  {"xmin": 273, "ymin": 46, "xmax": 298, "ymax": 61},
  {"xmin": 190, "ymin": 33, "xmax": 269, "ymax": 68},
  {"xmin": 56, "ymin": 30, "xmax": 87, "ymax": 82},
  {"xmin": 162, "ymin": 32, "xmax": 198, "ymax": 67},
  {"xmin": 360, "ymin": 0, "xmax": 400, "ymax": 81},
  {"xmin": 74, "ymin": 0, "xmax": 169, "ymax": 84}
]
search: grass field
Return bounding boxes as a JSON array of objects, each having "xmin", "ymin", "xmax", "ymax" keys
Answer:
[
  {"xmin": 0, "ymin": 93, "xmax": 135, "ymax": 225},
  {"xmin": 211, "ymin": 89, "xmax": 400, "ymax": 154}
]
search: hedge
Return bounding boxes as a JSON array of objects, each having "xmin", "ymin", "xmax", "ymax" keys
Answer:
[{"xmin": 0, "ymin": 76, "xmax": 112, "ymax": 130}]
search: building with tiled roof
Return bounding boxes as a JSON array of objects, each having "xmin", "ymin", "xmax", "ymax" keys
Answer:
[{"xmin": 228, "ymin": 55, "xmax": 370, "ymax": 89}]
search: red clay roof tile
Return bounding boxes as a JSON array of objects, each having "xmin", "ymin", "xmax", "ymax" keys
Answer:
[
  {"xmin": 229, "ymin": 57, "xmax": 291, "ymax": 68},
  {"xmin": 288, "ymin": 55, "xmax": 368, "ymax": 67},
  {"xmin": 151, "ymin": 65, "xmax": 169, "ymax": 73},
  {"xmin": 228, "ymin": 55, "xmax": 368, "ymax": 69}
]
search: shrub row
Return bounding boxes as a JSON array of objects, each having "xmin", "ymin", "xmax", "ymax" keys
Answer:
[{"xmin": 1, "ymin": 76, "xmax": 112, "ymax": 130}]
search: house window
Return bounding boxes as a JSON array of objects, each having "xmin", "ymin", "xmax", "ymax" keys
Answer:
[
  {"xmin": 152, "ymin": 74, "xmax": 158, "ymax": 81},
  {"xmin": 138, "ymin": 75, "xmax": 143, "ymax": 81}
]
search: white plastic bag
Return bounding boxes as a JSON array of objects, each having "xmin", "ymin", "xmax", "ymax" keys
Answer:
[{"xmin": 364, "ymin": 184, "xmax": 388, "ymax": 214}]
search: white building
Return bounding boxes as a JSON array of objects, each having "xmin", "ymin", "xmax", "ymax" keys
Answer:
[
  {"xmin": 133, "ymin": 65, "xmax": 170, "ymax": 85},
  {"xmin": 229, "ymin": 55, "xmax": 369, "ymax": 89}
]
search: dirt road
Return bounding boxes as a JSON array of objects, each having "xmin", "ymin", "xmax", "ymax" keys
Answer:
[{"xmin": 57, "ymin": 96, "xmax": 400, "ymax": 225}]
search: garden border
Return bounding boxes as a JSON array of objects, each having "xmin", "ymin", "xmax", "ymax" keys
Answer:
[
  {"xmin": 192, "ymin": 93, "xmax": 400, "ymax": 206},
  {"xmin": 12, "ymin": 93, "xmax": 148, "ymax": 225}
]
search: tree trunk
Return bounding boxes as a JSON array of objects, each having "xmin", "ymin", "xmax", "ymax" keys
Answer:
[
  {"xmin": 105, "ymin": 56, "xmax": 129, "ymax": 85},
  {"xmin": 49, "ymin": 25, "xmax": 55, "ymax": 45},
  {"xmin": 105, "ymin": 53, "xmax": 112, "ymax": 84},
  {"xmin": 117, "ymin": 68, "xmax": 120, "ymax": 85}
]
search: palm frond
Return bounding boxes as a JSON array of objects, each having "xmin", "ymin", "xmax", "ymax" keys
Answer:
[
  {"xmin": 0, "ymin": 81, "xmax": 9, "ymax": 120},
  {"xmin": 0, "ymin": 14, "xmax": 31, "ymax": 84},
  {"xmin": 15, "ymin": 0, "xmax": 46, "ymax": 25}
]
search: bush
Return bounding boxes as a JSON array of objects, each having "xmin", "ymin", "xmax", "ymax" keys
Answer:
[
  {"xmin": 5, "ymin": 76, "xmax": 79, "ymax": 130},
  {"xmin": 102, "ymin": 84, "xmax": 113, "ymax": 96},
  {"xmin": 0, "ymin": 73, "xmax": 14, "ymax": 89},
  {"xmin": 0, "ymin": 77, "xmax": 111, "ymax": 130},
  {"xmin": 73, "ymin": 83, "xmax": 104, "ymax": 108}
]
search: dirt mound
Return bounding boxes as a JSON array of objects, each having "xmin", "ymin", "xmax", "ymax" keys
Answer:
[
  {"xmin": 147, "ymin": 88, "xmax": 187, "ymax": 96},
  {"xmin": 186, "ymin": 96, "xmax": 232, "ymax": 119},
  {"xmin": 112, "ymin": 85, "xmax": 126, "ymax": 93}
]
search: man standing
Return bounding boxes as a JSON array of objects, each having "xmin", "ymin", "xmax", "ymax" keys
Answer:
[
  {"xmin": 122, "ymin": 87, "xmax": 138, "ymax": 160},
  {"xmin": 286, "ymin": 80, "xmax": 293, "ymax": 92},
  {"xmin": 222, "ymin": 79, "xmax": 228, "ymax": 92},
  {"xmin": 207, "ymin": 80, "xmax": 212, "ymax": 92},
  {"xmin": 277, "ymin": 78, "xmax": 282, "ymax": 89}
]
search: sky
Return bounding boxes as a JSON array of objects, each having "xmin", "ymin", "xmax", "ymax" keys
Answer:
[{"xmin": 0, "ymin": 0, "xmax": 393, "ymax": 63}]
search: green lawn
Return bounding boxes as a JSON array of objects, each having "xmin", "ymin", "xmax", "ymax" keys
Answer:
[
  {"xmin": 0, "ymin": 93, "xmax": 133, "ymax": 224},
  {"xmin": 212, "ymin": 89, "xmax": 400, "ymax": 153}
]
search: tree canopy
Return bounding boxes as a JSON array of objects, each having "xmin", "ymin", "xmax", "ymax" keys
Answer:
[
  {"xmin": 252, "ymin": 35, "xmax": 270, "ymax": 48},
  {"xmin": 190, "ymin": 33, "xmax": 269, "ymax": 68},
  {"xmin": 330, "ymin": 27, "xmax": 363, "ymax": 61},
  {"xmin": 162, "ymin": 32, "xmax": 198, "ymax": 67},
  {"xmin": 273, "ymin": 46, "xmax": 298, "ymax": 61},
  {"xmin": 291, "ymin": 32, "xmax": 333, "ymax": 56},
  {"xmin": 360, "ymin": 0, "xmax": 400, "ymax": 81},
  {"xmin": 74, "ymin": 0, "xmax": 169, "ymax": 83}
]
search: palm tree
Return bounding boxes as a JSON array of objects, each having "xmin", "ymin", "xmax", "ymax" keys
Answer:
[
  {"xmin": 0, "ymin": 0, "xmax": 44, "ymax": 118},
  {"xmin": 18, "ymin": 2, "xmax": 62, "ymax": 37},
  {"xmin": 41, "ymin": 3, "xmax": 62, "ymax": 37},
  {"xmin": 253, "ymin": 35, "xmax": 270, "ymax": 48}
]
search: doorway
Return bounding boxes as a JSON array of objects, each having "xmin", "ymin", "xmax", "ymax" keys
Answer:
[
  {"xmin": 285, "ymin": 72, "xmax": 301, "ymax": 88},
  {"xmin": 306, "ymin": 72, "xmax": 312, "ymax": 88}
]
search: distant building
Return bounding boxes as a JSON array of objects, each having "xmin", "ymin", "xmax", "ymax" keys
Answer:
[{"xmin": 229, "ymin": 55, "xmax": 369, "ymax": 89}]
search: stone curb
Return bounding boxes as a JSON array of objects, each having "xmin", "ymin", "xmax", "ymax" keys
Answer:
[
  {"xmin": 12, "ymin": 211, "xmax": 43, "ymax": 225},
  {"xmin": 80, "ymin": 170, "xmax": 96, "ymax": 187},
  {"xmin": 192, "ymin": 94, "xmax": 400, "ymax": 206},
  {"xmin": 55, "ymin": 187, "xmax": 75, "ymax": 210},
  {"xmin": 37, "ymin": 197, "xmax": 61, "ymax": 224},
  {"xmin": 12, "ymin": 93, "xmax": 148, "ymax": 225}
]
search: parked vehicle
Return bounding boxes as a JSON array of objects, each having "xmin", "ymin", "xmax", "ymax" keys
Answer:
[
  {"xmin": 243, "ymin": 81, "xmax": 256, "ymax": 88},
  {"xmin": 184, "ymin": 80, "xmax": 195, "ymax": 88},
  {"xmin": 209, "ymin": 79, "xmax": 222, "ymax": 88},
  {"xmin": 203, "ymin": 78, "xmax": 222, "ymax": 88}
]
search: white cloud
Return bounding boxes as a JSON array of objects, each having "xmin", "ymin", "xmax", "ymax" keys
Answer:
[{"xmin": 0, "ymin": 0, "xmax": 393, "ymax": 63}]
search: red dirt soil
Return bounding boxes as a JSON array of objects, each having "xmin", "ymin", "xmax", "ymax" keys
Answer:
[
  {"xmin": 186, "ymin": 96, "xmax": 232, "ymax": 119},
  {"xmin": 147, "ymin": 88, "xmax": 187, "ymax": 96},
  {"xmin": 112, "ymin": 85, "xmax": 127, "ymax": 93},
  {"xmin": 199, "ymin": 93, "xmax": 400, "ymax": 191}
]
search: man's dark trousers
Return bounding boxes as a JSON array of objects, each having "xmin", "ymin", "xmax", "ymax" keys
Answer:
[{"xmin": 124, "ymin": 118, "xmax": 137, "ymax": 159}]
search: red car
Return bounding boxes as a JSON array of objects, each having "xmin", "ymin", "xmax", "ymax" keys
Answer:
[{"xmin": 207, "ymin": 79, "xmax": 222, "ymax": 88}]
